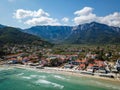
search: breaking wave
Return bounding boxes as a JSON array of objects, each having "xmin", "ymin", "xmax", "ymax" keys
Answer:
[
  {"xmin": 30, "ymin": 75, "xmax": 46, "ymax": 79},
  {"xmin": 30, "ymin": 75, "xmax": 37, "ymax": 78},
  {"xmin": 53, "ymin": 75, "xmax": 69, "ymax": 80},
  {"xmin": 22, "ymin": 76, "xmax": 31, "ymax": 79},
  {"xmin": 16, "ymin": 73, "xmax": 24, "ymax": 76},
  {"xmin": 35, "ymin": 79, "xmax": 64, "ymax": 89}
]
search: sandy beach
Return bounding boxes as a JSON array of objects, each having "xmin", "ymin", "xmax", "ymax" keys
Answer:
[{"xmin": 1, "ymin": 64, "xmax": 120, "ymax": 83}]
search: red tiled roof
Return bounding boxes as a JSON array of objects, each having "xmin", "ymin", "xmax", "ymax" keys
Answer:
[
  {"xmin": 94, "ymin": 60, "xmax": 105, "ymax": 67},
  {"xmin": 7, "ymin": 53, "xmax": 23, "ymax": 57},
  {"xmin": 88, "ymin": 63, "xmax": 94, "ymax": 67},
  {"xmin": 75, "ymin": 60, "xmax": 81, "ymax": 62},
  {"xmin": 80, "ymin": 64, "xmax": 85, "ymax": 67},
  {"xmin": 81, "ymin": 59, "xmax": 86, "ymax": 63}
]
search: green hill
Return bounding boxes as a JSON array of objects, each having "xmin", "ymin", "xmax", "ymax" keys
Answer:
[{"xmin": 0, "ymin": 27, "xmax": 52, "ymax": 47}]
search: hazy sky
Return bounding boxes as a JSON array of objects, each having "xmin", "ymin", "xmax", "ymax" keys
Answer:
[{"xmin": 0, "ymin": 0, "xmax": 120, "ymax": 28}]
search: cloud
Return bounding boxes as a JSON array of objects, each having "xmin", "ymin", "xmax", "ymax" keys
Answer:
[
  {"xmin": 73, "ymin": 7, "xmax": 120, "ymax": 27},
  {"xmin": 13, "ymin": 7, "xmax": 120, "ymax": 27},
  {"xmin": 99, "ymin": 12, "xmax": 120, "ymax": 27},
  {"xmin": 25, "ymin": 17, "xmax": 61, "ymax": 26},
  {"xmin": 73, "ymin": 7, "xmax": 96, "ymax": 25},
  {"xmin": 62, "ymin": 17, "xmax": 69, "ymax": 22},
  {"xmin": 13, "ymin": 9, "xmax": 49, "ymax": 19},
  {"xmin": 74, "ymin": 7, "xmax": 93, "ymax": 16},
  {"xmin": 13, "ymin": 9, "xmax": 60, "ymax": 26}
]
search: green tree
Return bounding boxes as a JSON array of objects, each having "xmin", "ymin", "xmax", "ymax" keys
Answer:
[{"xmin": 50, "ymin": 58, "xmax": 61, "ymax": 67}]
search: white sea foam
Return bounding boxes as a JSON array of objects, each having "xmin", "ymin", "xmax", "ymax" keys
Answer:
[
  {"xmin": 38, "ymin": 76, "xmax": 46, "ymax": 78},
  {"xmin": 30, "ymin": 75, "xmax": 37, "ymax": 78},
  {"xmin": 22, "ymin": 76, "xmax": 31, "ymax": 79},
  {"xmin": 30, "ymin": 75, "xmax": 46, "ymax": 79},
  {"xmin": 0, "ymin": 68, "xmax": 4, "ymax": 71},
  {"xmin": 54, "ymin": 75, "xmax": 69, "ymax": 80},
  {"xmin": 35, "ymin": 79, "xmax": 64, "ymax": 89},
  {"xmin": 36, "ymin": 79, "xmax": 50, "ymax": 84},
  {"xmin": 17, "ymin": 73, "xmax": 24, "ymax": 76}
]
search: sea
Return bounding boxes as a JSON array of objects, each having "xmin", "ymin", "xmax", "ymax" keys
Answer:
[{"xmin": 0, "ymin": 66, "xmax": 120, "ymax": 90}]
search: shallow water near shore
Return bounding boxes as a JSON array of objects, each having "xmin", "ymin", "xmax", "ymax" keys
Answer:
[{"xmin": 0, "ymin": 67, "xmax": 120, "ymax": 90}]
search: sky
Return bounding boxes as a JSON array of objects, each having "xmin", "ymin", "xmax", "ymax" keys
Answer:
[{"xmin": 0, "ymin": 0, "xmax": 120, "ymax": 29}]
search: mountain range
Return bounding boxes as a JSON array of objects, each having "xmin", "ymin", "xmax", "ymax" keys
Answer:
[
  {"xmin": 24, "ymin": 26, "xmax": 72, "ymax": 43},
  {"xmin": 0, "ymin": 26, "xmax": 52, "ymax": 47},
  {"xmin": 0, "ymin": 22, "xmax": 120, "ymax": 46},
  {"xmin": 24, "ymin": 22, "xmax": 120, "ymax": 44},
  {"xmin": 0, "ymin": 24, "xmax": 5, "ymax": 28}
]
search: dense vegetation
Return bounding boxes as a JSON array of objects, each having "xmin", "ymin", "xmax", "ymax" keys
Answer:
[
  {"xmin": 0, "ymin": 27, "xmax": 52, "ymax": 47},
  {"xmin": 52, "ymin": 44, "xmax": 120, "ymax": 62}
]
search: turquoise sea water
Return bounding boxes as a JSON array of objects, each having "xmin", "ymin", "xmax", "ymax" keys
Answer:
[{"xmin": 0, "ymin": 67, "xmax": 120, "ymax": 90}]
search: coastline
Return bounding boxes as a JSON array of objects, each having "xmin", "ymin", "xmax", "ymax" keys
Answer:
[{"xmin": 1, "ymin": 64, "xmax": 120, "ymax": 83}]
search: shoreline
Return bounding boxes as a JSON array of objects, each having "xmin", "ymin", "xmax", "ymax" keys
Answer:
[{"xmin": 1, "ymin": 64, "xmax": 120, "ymax": 82}]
